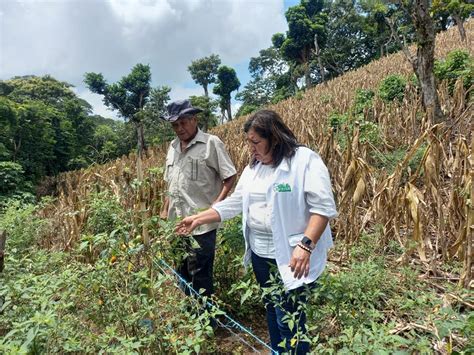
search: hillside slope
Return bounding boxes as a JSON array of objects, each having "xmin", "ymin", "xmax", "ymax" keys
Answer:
[{"xmin": 41, "ymin": 21, "xmax": 472, "ymax": 283}]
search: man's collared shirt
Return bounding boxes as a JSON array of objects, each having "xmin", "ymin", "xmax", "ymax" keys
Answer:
[{"xmin": 164, "ymin": 129, "xmax": 237, "ymax": 235}]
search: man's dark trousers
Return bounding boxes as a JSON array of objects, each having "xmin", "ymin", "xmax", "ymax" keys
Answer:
[{"xmin": 177, "ymin": 229, "xmax": 216, "ymax": 297}]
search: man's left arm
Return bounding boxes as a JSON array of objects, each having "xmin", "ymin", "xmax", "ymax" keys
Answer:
[
  {"xmin": 208, "ymin": 136, "xmax": 237, "ymax": 204},
  {"xmin": 213, "ymin": 175, "xmax": 236, "ymax": 204}
]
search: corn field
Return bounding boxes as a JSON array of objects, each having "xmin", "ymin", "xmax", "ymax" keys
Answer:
[{"xmin": 38, "ymin": 22, "xmax": 473, "ymax": 287}]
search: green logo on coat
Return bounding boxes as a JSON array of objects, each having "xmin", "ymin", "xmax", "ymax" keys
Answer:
[{"xmin": 273, "ymin": 183, "xmax": 292, "ymax": 192}]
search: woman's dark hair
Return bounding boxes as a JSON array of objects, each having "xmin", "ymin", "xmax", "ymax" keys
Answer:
[{"xmin": 244, "ymin": 109, "xmax": 299, "ymax": 168}]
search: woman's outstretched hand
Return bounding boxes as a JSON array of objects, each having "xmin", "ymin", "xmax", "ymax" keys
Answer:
[{"xmin": 175, "ymin": 215, "xmax": 199, "ymax": 235}]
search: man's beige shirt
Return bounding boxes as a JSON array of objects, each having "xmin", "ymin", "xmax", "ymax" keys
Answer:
[{"xmin": 164, "ymin": 129, "xmax": 237, "ymax": 235}]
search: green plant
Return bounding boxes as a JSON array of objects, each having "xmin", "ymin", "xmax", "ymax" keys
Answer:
[
  {"xmin": 379, "ymin": 74, "xmax": 407, "ymax": 102},
  {"xmin": 0, "ymin": 161, "xmax": 34, "ymax": 210},
  {"xmin": 352, "ymin": 89, "xmax": 375, "ymax": 115},
  {"xmin": 0, "ymin": 244, "xmax": 217, "ymax": 354},
  {"xmin": 85, "ymin": 191, "xmax": 125, "ymax": 235},
  {"xmin": 328, "ymin": 112, "xmax": 348, "ymax": 131},
  {"xmin": 0, "ymin": 201, "xmax": 47, "ymax": 251},
  {"xmin": 214, "ymin": 216, "xmax": 263, "ymax": 317},
  {"xmin": 0, "ymin": 161, "xmax": 25, "ymax": 194},
  {"xmin": 434, "ymin": 49, "xmax": 473, "ymax": 93},
  {"xmin": 370, "ymin": 144, "xmax": 427, "ymax": 177},
  {"xmin": 358, "ymin": 121, "xmax": 380, "ymax": 145}
]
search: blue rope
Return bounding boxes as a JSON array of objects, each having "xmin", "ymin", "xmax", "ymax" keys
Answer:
[
  {"xmin": 153, "ymin": 261, "xmax": 266, "ymax": 354},
  {"xmin": 154, "ymin": 258, "xmax": 277, "ymax": 354}
]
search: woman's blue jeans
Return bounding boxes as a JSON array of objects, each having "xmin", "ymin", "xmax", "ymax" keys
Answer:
[{"xmin": 251, "ymin": 251, "xmax": 312, "ymax": 354}]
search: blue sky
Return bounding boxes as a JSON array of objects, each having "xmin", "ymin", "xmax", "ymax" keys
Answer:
[{"xmin": 0, "ymin": 0, "xmax": 301, "ymax": 119}]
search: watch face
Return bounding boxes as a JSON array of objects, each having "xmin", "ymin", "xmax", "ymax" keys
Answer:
[{"xmin": 302, "ymin": 236, "xmax": 312, "ymax": 246}]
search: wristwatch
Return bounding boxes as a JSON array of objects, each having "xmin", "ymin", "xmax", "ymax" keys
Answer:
[{"xmin": 301, "ymin": 236, "xmax": 315, "ymax": 250}]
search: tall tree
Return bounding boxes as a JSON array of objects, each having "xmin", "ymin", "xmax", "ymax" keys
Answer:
[
  {"xmin": 85, "ymin": 65, "xmax": 155, "ymax": 247},
  {"xmin": 188, "ymin": 54, "xmax": 221, "ymax": 131},
  {"xmin": 321, "ymin": 0, "xmax": 378, "ymax": 77},
  {"xmin": 0, "ymin": 98, "xmax": 56, "ymax": 180},
  {"xmin": 360, "ymin": 1, "xmax": 414, "ymax": 58},
  {"xmin": 84, "ymin": 64, "xmax": 152, "ymax": 157},
  {"xmin": 0, "ymin": 75, "xmax": 97, "ymax": 179},
  {"xmin": 142, "ymin": 86, "xmax": 173, "ymax": 145},
  {"xmin": 213, "ymin": 66, "xmax": 240, "ymax": 122},
  {"xmin": 405, "ymin": 0, "xmax": 445, "ymax": 123},
  {"xmin": 236, "ymin": 45, "xmax": 293, "ymax": 116},
  {"xmin": 188, "ymin": 54, "xmax": 221, "ymax": 97},
  {"xmin": 279, "ymin": 0, "xmax": 328, "ymax": 88},
  {"xmin": 432, "ymin": 0, "xmax": 473, "ymax": 42},
  {"xmin": 190, "ymin": 95, "xmax": 219, "ymax": 131},
  {"xmin": 367, "ymin": 0, "xmax": 444, "ymax": 123}
]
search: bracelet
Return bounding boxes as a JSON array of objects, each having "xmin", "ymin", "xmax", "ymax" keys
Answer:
[{"xmin": 297, "ymin": 243, "xmax": 312, "ymax": 254}]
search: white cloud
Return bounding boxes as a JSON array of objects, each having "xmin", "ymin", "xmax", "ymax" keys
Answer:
[
  {"xmin": 74, "ymin": 88, "xmax": 119, "ymax": 120},
  {"xmin": 0, "ymin": 0, "xmax": 288, "ymax": 117},
  {"xmin": 169, "ymin": 85, "xmax": 205, "ymax": 102},
  {"xmin": 108, "ymin": 0, "xmax": 175, "ymax": 25}
]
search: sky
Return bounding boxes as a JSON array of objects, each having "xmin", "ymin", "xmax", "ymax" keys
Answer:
[{"xmin": 0, "ymin": 0, "xmax": 299, "ymax": 119}]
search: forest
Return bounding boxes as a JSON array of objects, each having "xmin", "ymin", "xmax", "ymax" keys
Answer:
[{"xmin": 0, "ymin": 0, "xmax": 473, "ymax": 353}]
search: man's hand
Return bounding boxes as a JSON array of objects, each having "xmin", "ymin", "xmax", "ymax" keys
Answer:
[
  {"xmin": 175, "ymin": 215, "xmax": 199, "ymax": 235},
  {"xmin": 289, "ymin": 245, "xmax": 311, "ymax": 279}
]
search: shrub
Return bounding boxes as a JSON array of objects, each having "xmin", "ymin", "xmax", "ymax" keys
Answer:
[
  {"xmin": 0, "ymin": 201, "xmax": 47, "ymax": 251},
  {"xmin": 328, "ymin": 113, "xmax": 348, "ymax": 131},
  {"xmin": 358, "ymin": 121, "xmax": 381, "ymax": 145},
  {"xmin": 85, "ymin": 191, "xmax": 124, "ymax": 235},
  {"xmin": 0, "ymin": 162, "xmax": 34, "ymax": 210},
  {"xmin": 379, "ymin": 75, "xmax": 407, "ymax": 102},
  {"xmin": 0, "ymin": 249, "xmax": 216, "ymax": 354},
  {"xmin": 434, "ymin": 49, "xmax": 473, "ymax": 93},
  {"xmin": 0, "ymin": 162, "xmax": 25, "ymax": 194},
  {"xmin": 370, "ymin": 144, "xmax": 427, "ymax": 177},
  {"xmin": 353, "ymin": 89, "xmax": 375, "ymax": 115}
]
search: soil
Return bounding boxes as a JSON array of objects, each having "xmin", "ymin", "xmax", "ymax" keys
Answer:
[{"xmin": 215, "ymin": 312, "xmax": 271, "ymax": 354}]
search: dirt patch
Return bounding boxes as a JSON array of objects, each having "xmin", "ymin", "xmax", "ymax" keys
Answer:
[{"xmin": 215, "ymin": 312, "xmax": 271, "ymax": 354}]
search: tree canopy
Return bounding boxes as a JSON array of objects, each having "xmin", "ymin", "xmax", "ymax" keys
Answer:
[
  {"xmin": 188, "ymin": 54, "xmax": 221, "ymax": 97},
  {"xmin": 85, "ymin": 64, "xmax": 153, "ymax": 155},
  {"xmin": 0, "ymin": 74, "xmax": 137, "ymax": 192},
  {"xmin": 213, "ymin": 65, "xmax": 240, "ymax": 121}
]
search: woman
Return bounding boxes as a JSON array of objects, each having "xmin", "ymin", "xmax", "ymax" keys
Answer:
[{"xmin": 176, "ymin": 110, "xmax": 337, "ymax": 354}]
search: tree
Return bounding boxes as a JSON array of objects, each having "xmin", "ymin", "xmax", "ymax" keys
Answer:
[
  {"xmin": 368, "ymin": 0, "xmax": 444, "ymax": 123},
  {"xmin": 279, "ymin": 0, "xmax": 328, "ymax": 88},
  {"xmin": 84, "ymin": 64, "xmax": 152, "ymax": 157},
  {"xmin": 0, "ymin": 99, "xmax": 56, "ymax": 180},
  {"xmin": 90, "ymin": 115, "xmax": 135, "ymax": 158},
  {"xmin": 91, "ymin": 125, "xmax": 120, "ymax": 163},
  {"xmin": 189, "ymin": 95, "xmax": 219, "ymax": 131},
  {"xmin": 0, "ymin": 75, "xmax": 98, "ymax": 180},
  {"xmin": 85, "ymin": 64, "xmax": 155, "ymax": 247},
  {"xmin": 360, "ymin": 1, "xmax": 414, "ymax": 58},
  {"xmin": 406, "ymin": 0, "xmax": 445, "ymax": 123},
  {"xmin": 188, "ymin": 55, "xmax": 221, "ymax": 131},
  {"xmin": 142, "ymin": 86, "xmax": 173, "ymax": 145},
  {"xmin": 321, "ymin": 0, "xmax": 378, "ymax": 77},
  {"xmin": 236, "ymin": 45, "xmax": 294, "ymax": 116},
  {"xmin": 213, "ymin": 66, "xmax": 240, "ymax": 122},
  {"xmin": 432, "ymin": 0, "xmax": 473, "ymax": 42},
  {"xmin": 188, "ymin": 54, "xmax": 221, "ymax": 97},
  {"xmin": 5, "ymin": 75, "xmax": 77, "ymax": 107}
]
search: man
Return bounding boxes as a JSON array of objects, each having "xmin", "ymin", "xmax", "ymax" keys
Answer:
[{"xmin": 160, "ymin": 99, "xmax": 237, "ymax": 297}]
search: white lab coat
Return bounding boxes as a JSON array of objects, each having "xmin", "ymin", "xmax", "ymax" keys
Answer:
[{"xmin": 213, "ymin": 146, "xmax": 338, "ymax": 290}]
